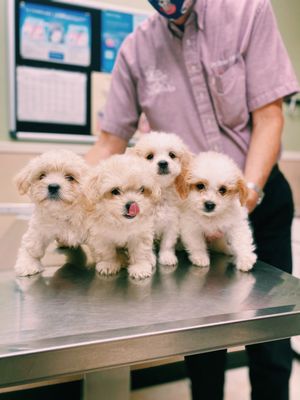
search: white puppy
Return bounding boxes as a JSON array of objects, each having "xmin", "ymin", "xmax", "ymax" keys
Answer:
[
  {"xmin": 131, "ymin": 131, "xmax": 192, "ymax": 266},
  {"xmin": 178, "ymin": 151, "xmax": 257, "ymax": 272},
  {"xmin": 84, "ymin": 154, "xmax": 161, "ymax": 279},
  {"xmin": 14, "ymin": 150, "xmax": 89, "ymax": 276}
]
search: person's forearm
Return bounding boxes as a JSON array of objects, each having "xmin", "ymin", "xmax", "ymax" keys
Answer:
[
  {"xmin": 244, "ymin": 99, "xmax": 284, "ymax": 212},
  {"xmin": 85, "ymin": 131, "xmax": 128, "ymax": 166}
]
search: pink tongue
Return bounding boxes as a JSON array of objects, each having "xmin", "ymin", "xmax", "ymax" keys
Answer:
[{"xmin": 128, "ymin": 202, "xmax": 139, "ymax": 217}]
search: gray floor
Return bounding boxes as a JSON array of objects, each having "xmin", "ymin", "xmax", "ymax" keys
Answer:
[{"xmin": 131, "ymin": 360, "xmax": 300, "ymax": 400}]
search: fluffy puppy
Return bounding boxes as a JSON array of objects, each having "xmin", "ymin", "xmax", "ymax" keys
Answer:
[
  {"xmin": 178, "ymin": 151, "xmax": 257, "ymax": 272},
  {"xmin": 84, "ymin": 154, "xmax": 161, "ymax": 279},
  {"xmin": 131, "ymin": 131, "xmax": 192, "ymax": 266},
  {"xmin": 14, "ymin": 150, "xmax": 89, "ymax": 276}
]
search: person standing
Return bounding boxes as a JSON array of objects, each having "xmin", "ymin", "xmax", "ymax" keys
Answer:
[{"xmin": 85, "ymin": 0, "xmax": 299, "ymax": 398}]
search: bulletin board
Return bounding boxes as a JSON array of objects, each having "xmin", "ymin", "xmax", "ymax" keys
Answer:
[{"xmin": 8, "ymin": 0, "xmax": 150, "ymax": 142}]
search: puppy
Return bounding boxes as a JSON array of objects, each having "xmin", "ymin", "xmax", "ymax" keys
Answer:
[
  {"xmin": 178, "ymin": 151, "xmax": 257, "ymax": 272},
  {"xmin": 131, "ymin": 131, "xmax": 192, "ymax": 266},
  {"xmin": 14, "ymin": 150, "xmax": 89, "ymax": 276},
  {"xmin": 84, "ymin": 154, "xmax": 161, "ymax": 279}
]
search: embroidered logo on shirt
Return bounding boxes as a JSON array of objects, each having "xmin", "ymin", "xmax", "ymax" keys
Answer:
[
  {"xmin": 211, "ymin": 54, "xmax": 240, "ymax": 74},
  {"xmin": 145, "ymin": 67, "xmax": 176, "ymax": 97}
]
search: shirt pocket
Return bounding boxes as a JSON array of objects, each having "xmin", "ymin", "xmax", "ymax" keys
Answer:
[{"xmin": 208, "ymin": 56, "xmax": 249, "ymax": 129}]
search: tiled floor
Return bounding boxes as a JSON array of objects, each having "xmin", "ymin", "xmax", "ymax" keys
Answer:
[
  {"xmin": 131, "ymin": 360, "xmax": 300, "ymax": 400},
  {"xmin": 131, "ymin": 218, "xmax": 300, "ymax": 400}
]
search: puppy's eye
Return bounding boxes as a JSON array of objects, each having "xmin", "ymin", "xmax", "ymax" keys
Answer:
[
  {"xmin": 219, "ymin": 186, "xmax": 227, "ymax": 195},
  {"xmin": 39, "ymin": 173, "xmax": 46, "ymax": 180},
  {"xmin": 196, "ymin": 183, "xmax": 206, "ymax": 191},
  {"xmin": 146, "ymin": 153, "xmax": 154, "ymax": 160},
  {"xmin": 111, "ymin": 188, "xmax": 121, "ymax": 196},
  {"xmin": 169, "ymin": 152, "xmax": 176, "ymax": 159},
  {"xmin": 139, "ymin": 186, "xmax": 145, "ymax": 193},
  {"xmin": 65, "ymin": 175, "xmax": 75, "ymax": 182}
]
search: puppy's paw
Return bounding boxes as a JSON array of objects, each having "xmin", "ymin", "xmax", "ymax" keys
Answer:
[
  {"xmin": 96, "ymin": 261, "xmax": 121, "ymax": 276},
  {"xmin": 159, "ymin": 250, "xmax": 178, "ymax": 266},
  {"xmin": 15, "ymin": 256, "xmax": 43, "ymax": 277},
  {"xmin": 160, "ymin": 264, "xmax": 177, "ymax": 275},
  {"xmin": 236, "ymin": 252, "xmax": 257, "ymax": 272},
  {"xmin": 190, "ymin": 252, "xmax": 210, "ymax": 268},
  {"xmin": 128, "ymin": 263, "xmax": 153, "ymax": 279}
]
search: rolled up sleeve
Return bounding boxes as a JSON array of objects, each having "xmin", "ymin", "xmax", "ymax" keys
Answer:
[
  {"xmin": 101, "ymin": 39, "xmax": 140, "ymax": 141},
  {"xmin": 245, "ymin": 0, "xmax": 300, "ymax": 112}
]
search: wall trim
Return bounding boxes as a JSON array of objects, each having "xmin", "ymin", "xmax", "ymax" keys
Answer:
[{"xmin": 0, "ymin": 140, "xmax": 90, "ymax": 155}]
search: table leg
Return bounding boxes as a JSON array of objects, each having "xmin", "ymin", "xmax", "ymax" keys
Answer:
[{"xmin": 82, "ymin": 367, "xmax": 130, "ymax": 400}]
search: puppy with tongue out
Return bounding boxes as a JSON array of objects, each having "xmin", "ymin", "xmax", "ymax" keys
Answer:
[
  {"xmin": 84, "ymin": 154, "xmax": 161, "ymax": 279},
  {"xmin": 124, "ymin": 200, "xmax": 140, "ymax": 219}
]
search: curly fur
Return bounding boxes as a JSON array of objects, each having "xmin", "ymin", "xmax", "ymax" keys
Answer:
[
  {"xmin": 131, "ymin": 131, "xmax": 193, "ymax": 266},
  {"xmin": 14, "ymin": 150, "xmax": 89, "ymax": 276},
  {"xmin": 84, "ymin": 154, "xmax": 161, "ymax": 279},
  {"xmin": 179, "ymin": 151, "xmax": 257, "ymax": 272}
]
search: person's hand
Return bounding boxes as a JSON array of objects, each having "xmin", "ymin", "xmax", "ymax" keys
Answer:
[
  {"xmin": 245, "ymin": 189, "xmax": 260, "ymax": 214},
  {"xmin": 84, "ymin": 131, "xmax": 128, "ymax": 166}
]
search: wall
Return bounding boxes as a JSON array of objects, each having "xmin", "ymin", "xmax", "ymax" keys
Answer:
[
  {"xmin": 62, "ymin": 0, "xmax": 152, "ymax": 13},
  {"xmin": 271, "ymin": 0, "xmax": 300, "ymax": 151},
  {"xmin": 0, "ymin": 0, "xmax": 9, "ymax": 140}
]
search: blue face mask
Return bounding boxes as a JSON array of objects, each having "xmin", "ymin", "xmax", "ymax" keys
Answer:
[{"xmin": 147, "ymin": 0, "xmax": 194, "ymax": 20}]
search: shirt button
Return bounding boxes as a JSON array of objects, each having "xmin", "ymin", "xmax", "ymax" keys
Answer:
[{"xmin": 186, "ymin": 39, "xmax": 191, "ymax": 46}]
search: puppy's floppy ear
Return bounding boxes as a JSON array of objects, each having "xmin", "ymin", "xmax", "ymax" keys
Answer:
[
  {"xmin": 128, "ymin": 144, "xmax": 143, "ymax": 157},
  {"xmin": 237, "ymin": 178, "xmax": 249, "ymax": 206},
  {"xmin": 150, "ymin": 183, "xmax": 161, "ymax": 203},
  {"xmin": 175, "ymin": 151, "xmax": 193, "ymax": 200},
  {"xmin": 124, "ymin": 147, "xmax": 136, "ymax": 156},
  {"xmin": 81, "ymin": 168, "xmax": 102, "ymax": 209},
  {"xmin": 14, "ymin": 164, "xmax": 32, "ymax": 195}
]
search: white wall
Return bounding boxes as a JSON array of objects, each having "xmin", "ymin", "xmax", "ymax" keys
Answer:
[
  {"xmin": 60, "ymin": 0, "xmax": 152, "ymax": 13},
  {"xmin": 271, "ymin": 0, "xmax": 300, "ymax": 151},
  {"xmin": 0, "ymin": 0, "xmax": 9, "ymax": 141}
]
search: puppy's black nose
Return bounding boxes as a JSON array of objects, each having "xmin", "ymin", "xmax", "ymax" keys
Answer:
[
  {"xmin": 48, "ymin": 184, "xmax": 60, "ymax": 194},
  {"xmin": 204, "ymin": 201, "xmax": 216, "ymax": 212},
  {"xmin": 158, "ymin": 160, "xmax": 168, "ymax": 169}
]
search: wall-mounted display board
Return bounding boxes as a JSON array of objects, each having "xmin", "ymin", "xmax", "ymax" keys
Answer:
[{"xmin": 8, "ymin": 0, "xmax": 150, "ymax": 142}]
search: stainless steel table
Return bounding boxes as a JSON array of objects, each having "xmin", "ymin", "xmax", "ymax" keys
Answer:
[{"xmin": 1, "ymin": 219, "xmax": 300, "ymax": 399}]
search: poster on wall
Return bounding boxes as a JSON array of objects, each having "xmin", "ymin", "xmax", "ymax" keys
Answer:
[
  {"xmin": 19, "ymin": 1, "xmax": 92, "ymax": 66},
  {"xmin": 17, "ymin": 66, "xmax": 87, "ymax": 125},
  {"xmin": 101, "ymin": 10, "xmax": 148, "ymax": 73}
]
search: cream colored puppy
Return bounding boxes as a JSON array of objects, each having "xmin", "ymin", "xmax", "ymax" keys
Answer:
[
  {"xmin": 178, "ymin": 151, "xmax": 257, "ymax": 272},
  {"xmin": 14, "ymin": 150, "xmax": 89, "ymax": 276},
  {"xmin": 84, "ymin": 154, "xmax": 161, "ymax": 279},
  {"xmin": 131, "ymin": 132, "xmax": 192, "ymax": 266}
]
